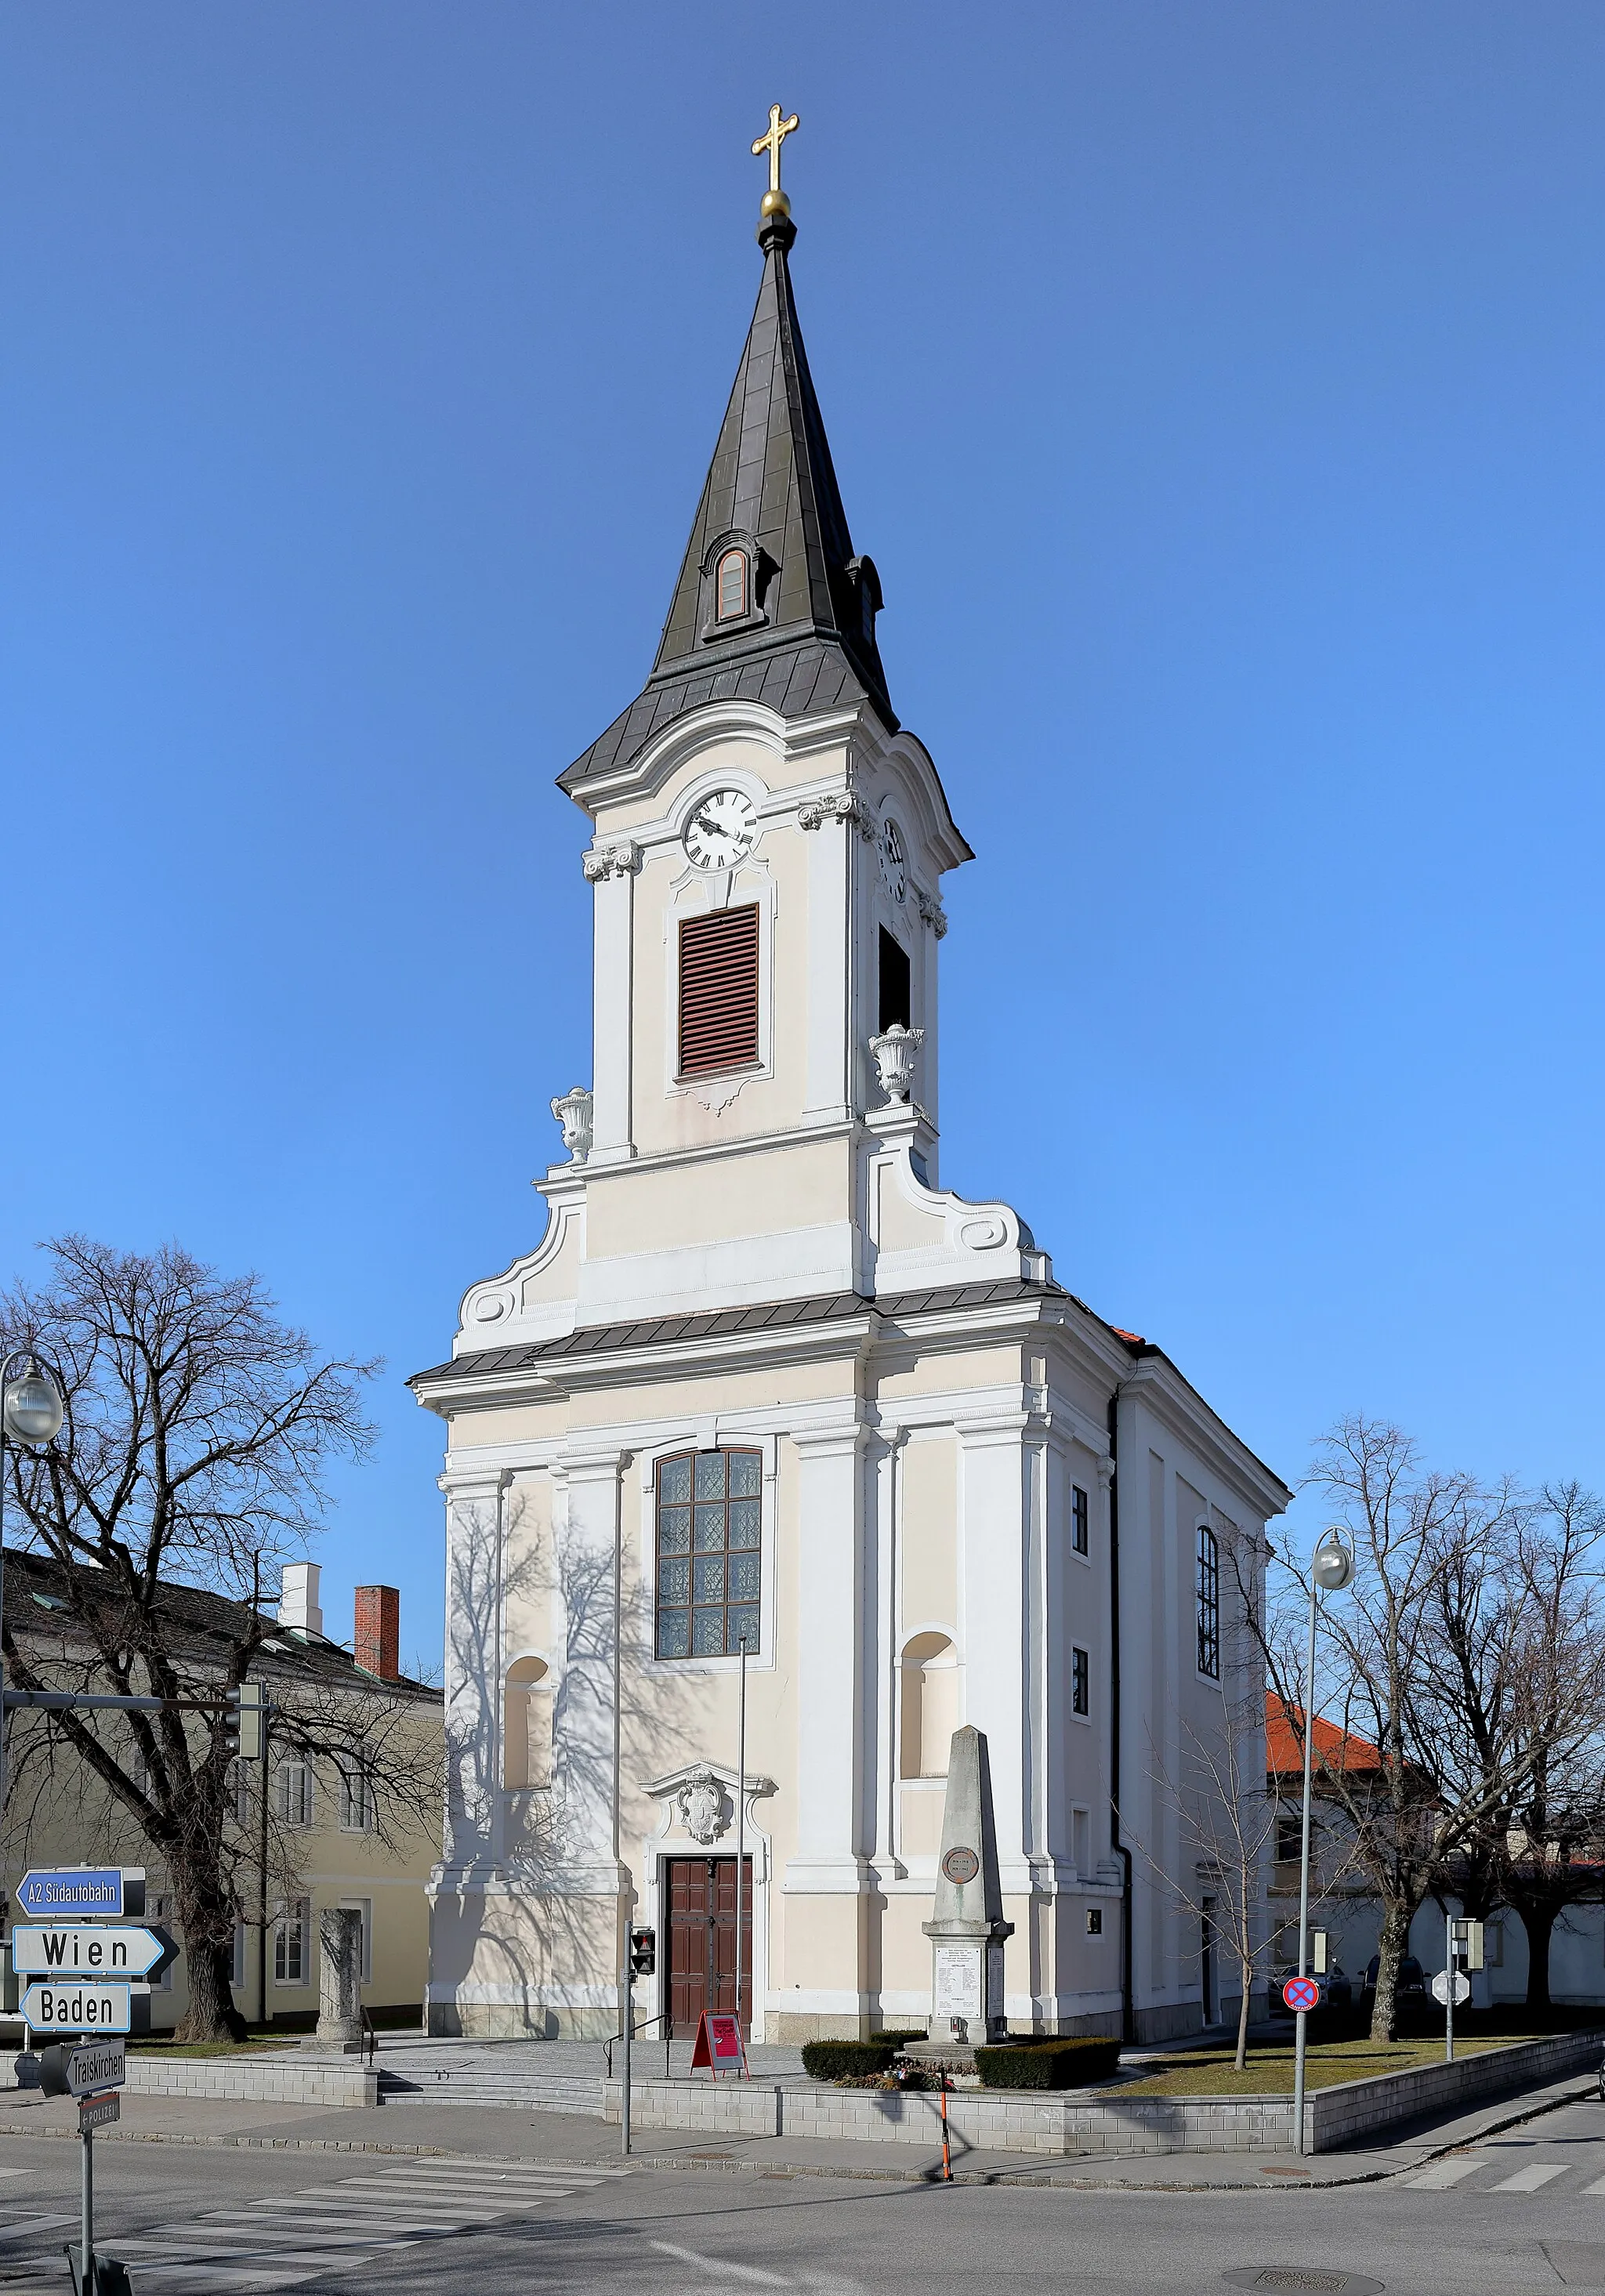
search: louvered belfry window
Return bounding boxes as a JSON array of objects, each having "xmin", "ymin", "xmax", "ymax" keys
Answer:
[{"xmin": 679, "ymin": 904, "xmax": 759, "ymax": 1077}]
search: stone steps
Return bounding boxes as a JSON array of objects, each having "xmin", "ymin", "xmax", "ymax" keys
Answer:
[{"xmin": 377, "ymin": 2066, "xmax": 604, "ymax": 2116}]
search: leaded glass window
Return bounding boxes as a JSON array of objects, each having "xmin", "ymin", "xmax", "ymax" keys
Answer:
[
  {"xmin": 655, "ymin": 1448, "xmax": 762, "ymax": 1659},
  {"xmin": 1196, "ymin": 1524, "xmax": 1220, "ymax": 1679}
]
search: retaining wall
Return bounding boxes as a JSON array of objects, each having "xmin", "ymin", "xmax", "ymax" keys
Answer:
[
  {"xmin": 603, "ymin": 2027, "xmax": 1603, "ymax": 2155},
  {"xmin": 122, "ymin": 2054, "xmax": 379, "ymax": 2109}
]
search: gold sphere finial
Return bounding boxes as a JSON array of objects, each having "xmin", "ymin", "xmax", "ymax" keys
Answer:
[{"xmin": 759, "ymin": 187, "xmax": 792, "ymax": 222}]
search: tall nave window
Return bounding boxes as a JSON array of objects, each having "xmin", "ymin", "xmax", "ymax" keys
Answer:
[
  {"xmin": 656, "ymin": 1449, "xmax": 762, "ymax": 1659},
  {"xmin": 1196, "ymin": 1524, "xmax": 1220, "ymax": 1679}
]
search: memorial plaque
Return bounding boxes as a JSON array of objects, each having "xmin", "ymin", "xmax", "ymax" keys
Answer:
[
  {"xmin": 933, "ymin": 1944, "xmax": 983, "ymax": 2019},
  {"xmin": 940, "ymin": 1847, "xmax": 980, "ymax": 1886}
]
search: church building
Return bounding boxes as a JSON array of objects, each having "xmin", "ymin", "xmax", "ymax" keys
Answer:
[{"xmin": 411, "ymin": 122, "xmax": 1290, "ymax": 2045}]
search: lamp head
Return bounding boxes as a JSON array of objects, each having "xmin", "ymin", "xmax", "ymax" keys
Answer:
[
  {"xmin": 1312, "ymin": 1528, "xmax": 1354, "ymax": 1593},
  {"xmin": 2, "ymin": 1357, "xmax": 65, "ymax": 1449}
]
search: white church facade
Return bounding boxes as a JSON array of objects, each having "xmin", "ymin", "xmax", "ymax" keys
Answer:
[{"xmin": 412, "ymin": 144, "xmax": 1290, "ymax": 2046}]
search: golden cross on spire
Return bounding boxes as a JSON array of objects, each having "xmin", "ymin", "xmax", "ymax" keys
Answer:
[{"xmin": 752, "ymin": 103, "xmax": 799, "ymax": 195}]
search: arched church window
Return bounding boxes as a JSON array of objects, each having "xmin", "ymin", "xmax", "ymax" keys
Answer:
[
  {"xmin": 1196, "ymin": 1525, "xmax": 1220, "ymax": 1679},
  {"xmin": 716, "ymin": 549, "xmax": 748, "ymax": 621},
  {"xmin": 655, "ymin": 1449, "xmax": 762, "ymax": 1660},
  {"xmin": 900, "ymin": 1631, "xmax": 960, "ymax": 1778},
  {"xmin": 503, "ymin": 1655, "xmax": 553, "ymax": 1790}
]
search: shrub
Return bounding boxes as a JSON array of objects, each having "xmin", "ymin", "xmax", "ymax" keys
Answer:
[
  {"xmin": 871, "ymin": 2029, "xmax": 928, "ymax": 2046},
  {"xmin": 801, "ymin": 2040, "xmax": 897, "ymax": 2081},
  {"xmin": 974, "ymin": 2037, "xmax": 1123, "ymax": 2090}
]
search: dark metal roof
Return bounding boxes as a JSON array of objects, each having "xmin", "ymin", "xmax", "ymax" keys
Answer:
[
  {"xmin": 410, "ymin": 1277, "xmax": 1064, "ymax": 1391},
  {"xmin": 3, "ymin": 1547, "xmax": 438, "ymax": 1703},
  {"xmin": 561, "ymin": 213, "xmax": 895, "ymax": 795}
]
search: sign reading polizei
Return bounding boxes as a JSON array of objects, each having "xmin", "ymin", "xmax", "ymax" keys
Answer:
[
  {"xmin": 39, "ymin": 2040, "xmax": 125, "ymax": 2098},
  {"xmin": 15, "ymin": 1869, "xmax": 129, "ymax": 1921},
  {"xmin": 22, "ymin": 1983, "xmax": 132, "ymax": 2033},
  {"xmin": 78, "ymin": 2091, "xmax": 120, "ymax": 2133},
  {"xmin": 12, "ymin": 1926, "xmax": 176, "ymax": 1979}
]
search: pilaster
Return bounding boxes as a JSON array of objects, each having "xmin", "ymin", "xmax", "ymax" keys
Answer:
[{"xmin": 784, "ymin": 1415, "xmax": 872, "ymax": 1892}]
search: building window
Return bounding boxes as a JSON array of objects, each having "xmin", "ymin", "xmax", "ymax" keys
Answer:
[
  {"xmin": 678, "ymin": 904, "xmax": 760, "ymax": 1077},
  {"xmin": 274, "ymin": 1897, "xmax": 310, "ymax": 1986},
  {"xmin": 716, "ymin": 548, "xmax": 748, "ymax": 621},
  {"xmin": 1196, "ymin": 1525, "xmax": 1221, "ymax": 1679},
  {"xmin": 1276, "ymin": 1816, "xmax": 1304, "ymax": 1865},
  {"xmin": 1071, "ymin": 1645, "xmax": 1090, "ymax": 1717},
  {"xmin": 1072, "ymin": 1484, "xmax": 1089, "ymax": 1556},
  {"xmin": 338, "ymin": 1753, "xmax": 372, "ymax": 1834},
  {"xmin": 274, "ymin": 1758, "xmax": 313, "ymax": 1829},
  {"xmin": 899, "ymin": 1631, "xmax": 960, "ymax": 1777},
  {"xmin": 878, "ymin": 927, "xmax": 911, "ymax": 1033},
  {"xmin": 231, "ymin": 1921, "xmax": 248, "ymax": 1992},
  {"xmin": 655, "ymin": 1448, "xmax": 762, "ymax": 1659},
  {"xmin": 339, "ymin": 1896, "xmax": 373, "ymax": 1984}
]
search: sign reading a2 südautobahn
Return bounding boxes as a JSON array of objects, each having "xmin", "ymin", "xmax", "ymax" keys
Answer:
[
  {"xmin": 15, "ymin": 1868, "xmax": 139, "ymax": 1921},
  {"xmin": 21, "ymin": 1983, "xmax": 132, "ymax": 2033}
]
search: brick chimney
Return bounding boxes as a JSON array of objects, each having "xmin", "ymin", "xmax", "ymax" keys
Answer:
[{"xmin": 353, "ymin": 1584, "xmax": 400, "ymax": 1681}]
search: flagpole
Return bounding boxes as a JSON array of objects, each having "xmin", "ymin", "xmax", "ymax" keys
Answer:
[{"xmin": 736, "ymin": 1632, "xmax": 749, "ymax": 2075}]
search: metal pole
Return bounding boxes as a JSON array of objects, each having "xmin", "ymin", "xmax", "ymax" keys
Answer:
[
  {"xmin": 0, "ymin": 1412, "xmax": 9, "ymax": 1814},
  {"xmin": 614, "ymin": 1464, "xmax": 630, "ymax": 2160},
  {"xmin": 1444, "ymin": 1910, "xmax": 1455, "ymax": 2065},
  {"xmin": 736, "ymin": 1634, "xmax": 748, "ymax": 2070},
  {"xmin": 81, "ymin": 2121, "xmax": 92, "ymax": 2296},
  {"xmin": 1292, "ymin": 1574, "xmax": 1320, "ymax": 2157},
  {"xmin": 258, "ymin": 1701, "xmax": 270, "ymax": 2031}
]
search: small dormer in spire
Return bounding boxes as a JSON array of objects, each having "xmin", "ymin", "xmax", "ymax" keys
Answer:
[{"xmin": 561, "ymin": 111, "xmax": 896, "ymax": 795}]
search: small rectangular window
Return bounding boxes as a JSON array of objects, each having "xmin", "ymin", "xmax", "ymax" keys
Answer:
[
  {"xmin": 339, "ymin": 1755, "xmax": 372, "ymax": 1834},
  {"xmin": 679, "ymin": 905, "xmax": 760, "ymax": 1077},
  {"xmin": 1196, "ymin": 1526, "xmax": 1221, "ymax": 1679},
  {"xmin": 656, "ymin": 1448, "xmax": 762, "ymax": 1660},
  {"xmin": 1071, "ymin": 1646, "xmax": 1090, "ymax": 1717},
  {"xmin": 274, "ymin": 1897, "xmax": 309, "ymax": 1986},
  {"xmin": 274, "ymin": 1758, "xmax": 313, "ymax": 1829},
  {"xmin": 878, "ymin": 927, "xmax": 911, "ymax": 1034},
  {"xmin": 1072, "ymin": 1484, "xmax": 1089, "ymax": 1556}
]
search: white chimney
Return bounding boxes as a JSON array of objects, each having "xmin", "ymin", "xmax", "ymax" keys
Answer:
[{"xmin": 277, "ymin": 1561, "xmax": 323, "ymax": 1638}]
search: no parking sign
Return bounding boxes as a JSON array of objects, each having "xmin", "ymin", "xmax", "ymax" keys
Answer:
[{"xmin": 1282, "ymin": 1976, "xmax": 1321, "ymax": 2013}]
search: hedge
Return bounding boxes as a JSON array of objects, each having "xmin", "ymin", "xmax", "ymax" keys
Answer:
[
  {"xmin": 800, "ymin": 2040, "xmax": 897, "ymax": 2081},
  {"xmin": 974, "ymin": 2037, "xmax": 1123, "ymax": 2089}
]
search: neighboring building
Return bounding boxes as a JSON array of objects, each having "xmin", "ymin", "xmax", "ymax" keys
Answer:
[
  {"xmin": 413, "ymin": 155, "xmax": 1291, "ymax": 2045},
  {"xmin": 0, "ymin": 1552, "xmax": 441, "ymax": 2033},
  {"xmin": 1266, "ymin": 1695, "xmax": 1605, "ymax": 2006}
]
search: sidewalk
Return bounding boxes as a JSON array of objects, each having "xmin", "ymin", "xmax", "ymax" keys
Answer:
[{"xmin": 0, "ymin": 2062, "xmax": 1592, "ymax": 2190}]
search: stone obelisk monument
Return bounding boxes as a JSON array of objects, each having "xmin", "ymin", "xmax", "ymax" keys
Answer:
[{"xmin": 922, "ymin": 1725, "xmax": 1014, "ymax": 2046}]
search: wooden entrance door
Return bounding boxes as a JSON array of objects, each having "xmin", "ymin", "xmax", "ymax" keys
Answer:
[{"xmin": 665, "ymin": 1856, "xmax": 752, "ymax": 2036}]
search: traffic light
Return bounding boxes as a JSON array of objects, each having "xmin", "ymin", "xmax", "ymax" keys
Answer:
[
  {"xmin": 629, "ymin": 1926, "xmax": 656, "ymax": 1977},
  {"xmin": 223, "ymin": 1682, "xmax": 266, "ymax": 1761}
]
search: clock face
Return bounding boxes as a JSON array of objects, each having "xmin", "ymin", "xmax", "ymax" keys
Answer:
[
  {"xmin": 879, "ymin": 818, "xmax": 908, "ymax": 903},
  {"xmin": 683, "ymin": 788, "xmax": 759, "ymax": 871}
]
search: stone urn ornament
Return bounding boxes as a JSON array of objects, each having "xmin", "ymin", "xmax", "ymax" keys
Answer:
[
  {"xmin": 550, "ymin": 1085, "xmax": 594, "ymax": 1164},
  {"xmin": 869, "ymin": 1023, "xmax": 923, "ymax": 1106}
]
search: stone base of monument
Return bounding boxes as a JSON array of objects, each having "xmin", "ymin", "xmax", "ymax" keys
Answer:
[
  {"xmin": 901, "ymin": 2039, "xmax": 978, "ymax": 2073},
  {"xmin": 299, "ymin": 2035, "xmax": 365, "ymax": 2055}
]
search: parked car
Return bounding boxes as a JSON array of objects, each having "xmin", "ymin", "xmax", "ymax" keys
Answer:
[
  {"xmin": 1597, "ymin": 2046, "xmax": 1605, "ymax": 2106},
  {"xmin": 1362, "ymin": 1954, "xmax": 1427, "ymax": 2001},
  {"xmin": 1272, "ymin": 1965, "xmax": 1353, "ymax": 2013}
]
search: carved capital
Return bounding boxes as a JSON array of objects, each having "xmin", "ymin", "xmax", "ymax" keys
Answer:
[
  {"xmin": 799, "ymin": 788, "xmax": 874, "ymax": 839},
  {"xmin": 916, "ymin": 887, "xmax": 948, "ymax": 938},
  {"xmin": 582, "ymin": 839, "xmax": 643, "ymax": 882}
]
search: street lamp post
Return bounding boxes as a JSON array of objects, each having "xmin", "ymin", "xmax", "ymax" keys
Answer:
[
  {"xmin": 1292, "ymin": 1526, "xmax": 1354, "ymax": 2157},
  {"xmin": 0, "ymin": 1350, "xmax": 67, "ymax": 1804}
]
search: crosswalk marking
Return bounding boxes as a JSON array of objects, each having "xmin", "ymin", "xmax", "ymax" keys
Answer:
[
  {"xmin": 1405, "ymin": 2157, "xmax": 1484, "ymax": 2189},
  {"xmin": 1490, "ymin": 2163, "xmax": 1568, "ymax": 2193},
  {"xmin": 54, "ymin": 2153, "xmax": 628, "ymax": 2291}
]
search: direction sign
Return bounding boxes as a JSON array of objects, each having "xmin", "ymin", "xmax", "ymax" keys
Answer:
[
  {"xmin": 15, "ymin": 1868, "xmax": 143, "ymax": 1921},
  {"xmin": 1431, "ymin": 1969, "xmax": 1472, "ymax": 2007},
  {"xmin": 1282, "ymin": 1976, "xmax": 1321, "ymax": 2014},
  {"xmin": 40, "ymin": 2041, "xmax": 125, "ymax": 2099},
  {"xmin": 13, "ymin": 1925, "xmax": 176, "ymax": 1980},
  {"xmin": 22, "ymin": 1983, "xmax": 131, "ymax": 2034}
]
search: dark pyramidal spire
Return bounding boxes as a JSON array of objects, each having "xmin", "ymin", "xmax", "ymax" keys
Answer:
[{"xmin": 562, "ymin": 127, "xmax": 896, "ymax": 792}]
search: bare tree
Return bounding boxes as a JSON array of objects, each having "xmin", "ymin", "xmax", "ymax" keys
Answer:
[
  {"xmin": 0, "ymin": 1237, "xmax": 383, "ymax": 2041},
  {"xmin": 1249, "ymin": 1418, "xmax": 1536, "ymax": 2042}
]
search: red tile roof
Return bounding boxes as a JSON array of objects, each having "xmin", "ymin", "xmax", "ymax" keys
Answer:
[{"xmin": 1266, "ymin": 1692, "xmax": 1382, "ymax": 1776}]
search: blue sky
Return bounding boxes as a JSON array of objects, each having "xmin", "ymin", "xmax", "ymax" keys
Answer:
[{"xmin": 5, "ymin": 3, "xmax": 1603, "ymax": 1664}]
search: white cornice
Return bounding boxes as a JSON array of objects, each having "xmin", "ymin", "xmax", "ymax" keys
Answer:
[
  {"xmin": 1118, "ymin": 1363, "xmax": 1291, "ymax": 1519},
  {"xmin": 567, "ymin": 698, "xmax": 865, "ymax": 816}
]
